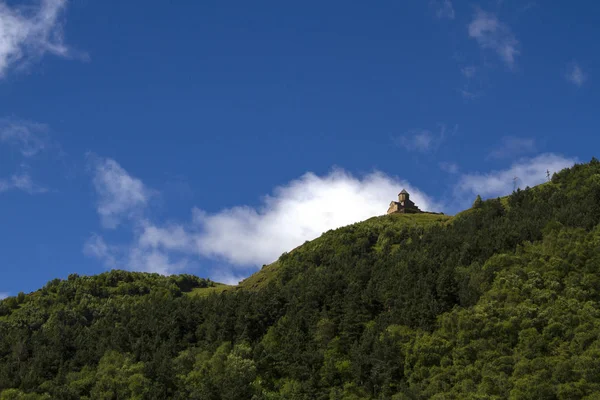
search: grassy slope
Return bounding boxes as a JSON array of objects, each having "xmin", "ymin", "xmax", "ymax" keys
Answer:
[
  {"xmin": 188, "ymin": 282, "xmax": 233, "ymax": 297},
  {"xmin": 238, "ymin": 212, "xmax": 452, "ymax": 291},
  {"xmin": 185, "ymin": 213, "xmax": 453, "ymax": 296}
]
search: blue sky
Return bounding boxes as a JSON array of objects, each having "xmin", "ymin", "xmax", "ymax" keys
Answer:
[{"xmin": 0, "ymin": 0, "xmax": 596, "ymax": 296}]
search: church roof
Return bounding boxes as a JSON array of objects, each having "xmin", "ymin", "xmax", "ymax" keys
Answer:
[{"xmin": 400, "ymin": 189, "xmax": 409, "ymax": 194}]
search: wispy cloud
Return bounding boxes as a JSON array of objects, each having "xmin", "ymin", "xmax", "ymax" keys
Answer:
[
  {"xmin": 0, "ymin": 118, "xmax": 49, "ymax": 156},
  {"xmin": 394, "ymin": 124, "xmax": 455, "ymax": 153},
  {"xmin": 456, "ymin": 153, "xmax": 576, "ymax": 199},
  {"xmin": 85, "ymin": 157, "xmax": 185, "ymax": 274},
  {"xmin": 0, "ymin": 119, "xmax": 55, "ymax": 194},
  {"xmin": 468, "ymin": 9, "xmax": 519, "ymax": 68},
  {"xmin": 440, "ymin": 162, "xmax": 459, "ymax": 174},
  {"xmin": 430, "ymin": 0, "xmax": 455, "ymax": 20},
  {"xmin": 83, "ymin": 234, "xmax": 118, "ymax": 267},
  {"xmin": 566, "ymin": 63, "xmax": 587, "ymax": 87},
  {"xmin": 0, "ymin": 0, "xmax": 72, "ymax": 77},
  {"xmin": 459, "ymin": 64, "xmax": 482, "ymax": 99},
  {"xmin": 83, "ymin": 233, "xmax": 188, "ymax": 276},
  {"xmin": 0, "ymin": 170, "xmax": 47, "ymax": 194},
  {"xmin": 84, "ymin": 159, "xmax": 440, "ymax": 277},
  {"xmin": 89, "ymin": 156, "xmax": 152, "ymax": 229},
  {"xmin": 396, "ymin": 130, "xmax": 435, "ymax": 152},
  {"xmin": 487, "ymin": 136, "xmax": 536, "ymax": 160},
  {"xmin": 0, "ymin": 292, "xmax": 9, "ymax": 300}
]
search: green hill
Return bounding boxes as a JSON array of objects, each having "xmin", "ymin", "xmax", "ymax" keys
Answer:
[
  {"xmin": 238, "ymin": 212, "xmax": 452, "ymax": 292},
  {"xmin": 2, "ymin": 159, "xmax": 600, "ymax": 399}
]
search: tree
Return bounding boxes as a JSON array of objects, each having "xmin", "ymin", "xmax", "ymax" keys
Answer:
[{"xmin": 90, "ymin": 351, "xmax": 150, "ymax": 400}]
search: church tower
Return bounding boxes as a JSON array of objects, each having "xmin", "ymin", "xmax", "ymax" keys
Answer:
[
  {"xmin": 398, "ymin": 189, "xmax": 409, "ymax": 203},
  {"xmin": 387, "ymin": 189, "xmax": 422, "ymax": 214}
]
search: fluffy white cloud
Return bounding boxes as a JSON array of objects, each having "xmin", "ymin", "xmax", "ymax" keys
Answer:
[
  {"xmin": 566, "ymin": 63, "xmax": 587, "ymax": 87},
  {"xmin": 468, "ymin": 9, "xmax": 519, "ymax": 68},
  {"xmin": 84, "ymin": 161, "xmax": 439, "ymax": 276},
  {"xmin": 91, "ymin": 157, "xmax": 151, "ymax": 229},
  {"xmin": 0, "ymin": 0, "xmax": 70, "ymax": 77},
  {"xmin": 133, "ymin": 169, "xmax": 438, "ymax": 269},
  {"xmin": 85, "ymin": 154, "xmax": 579, "ymax": 280},
  {"xmin": 138, "ymin": 222, "xmax": 194, "ymax": 251},
  {"xmin": 191, "ymin": 169, "xmax": 438, "ymax": 266},
  {"xmin": 126, "ymin": 246, "xmax": 188, "ymax": 276},
  {"xmin": 456, "ymin": 153, "xmax": 576, "ymax": 199},
  {"xmin": 488, "ymin": 136, "xmax": 536, "ymax": 160},
  {"xmin": 0, "ymin": 118, "xmax": 49, "ymax": 156}
]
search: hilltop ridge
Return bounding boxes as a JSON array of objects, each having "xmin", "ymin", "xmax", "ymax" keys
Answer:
[
  {"xmin": 236, "ymin": 212, "xmax": 452, "ymax": 292},
  {"xmin": 2, "ymin": 159, "xmax": 600, "ymax": 398}
]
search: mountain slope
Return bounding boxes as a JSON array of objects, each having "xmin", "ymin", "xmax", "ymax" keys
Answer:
[
  {"xmin": 2, "ymin": 159, "xmax": 600, "ymax": 399},
  {"xmin": 238, "ymin": 212, "xmax": 452, "ymax": 291}
]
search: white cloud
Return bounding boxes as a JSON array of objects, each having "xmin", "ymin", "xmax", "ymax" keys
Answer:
[
  {"xmin": 84, "ymin": 161, "xmax": 439, "ymax": 277},
  {"xmin": 127, "ymin": 246, "xmax": 188, "ymax": 276},
  {"xmin": 0, "ymin": 292, "xmax": 8, "ymax": 300},
  {"xmin": 0, "ymin": 171, "xmax": 47, "ymax": 194},
  {"xmin": 566, "ymin": 63, "xmax": 587, "ymax": 87},
  {"xmin": 84, "ymin": 153, "xmax": 579, "ymax": 281},
  {"xmin": 487, "ymin": 136, "xmax": 536, "ymax": 160},
  {"xmin": 86, "ymin": 159, "xmax": 184, "ymax": 275},
  {"xmin": 0, "ymin": 0, "xmax": 71, "ymax": 77},
  {"xmin": 90, "ymin": 157, "xmax": 151, "ymax": 229},
  {"xmin": 456, "ymin": 153, "xmax": 576, "ymax": 199},
  {"xmin": 468, "ymin": 9, "xmax": 519, "ymax": 68},
  {"xmin": 83, "ymin": 234, "xmax": 117, "ymax": 267},
  {"xmin": 431, "ymin": 0, "xmax": 455, "ymax": 20},
  {"xmin": 138, "ymin": 222, "xmax": 194, "ymax": 251},
  {"xmin": 209, "ymin": 269, "xmax": 247, "ymax": 286},
  {"xmin": 190, "ymin": 169, "xmax": 439, "ymax": 266},
  {"xmin": 0, "ymin": 118, "xmax": 49, "ymax": 156},
  {"xmin": 84, "ymin": 233, "xmax": 187, "ymax": 275}
]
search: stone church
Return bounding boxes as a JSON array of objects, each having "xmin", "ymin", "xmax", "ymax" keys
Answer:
[{"xmin": 387, "ymin": 189, "xmax": 422, "ymax": 214}]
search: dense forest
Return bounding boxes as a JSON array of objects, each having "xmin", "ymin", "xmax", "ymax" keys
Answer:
[{"xmin": 2, "ymin": 159, "xmax": 600, "ymax": 399}]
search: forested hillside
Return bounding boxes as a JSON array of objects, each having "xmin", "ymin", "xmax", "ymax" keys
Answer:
[{"xmin": 2, "ymin": 159, "xmax": 600, "ymax": 399}]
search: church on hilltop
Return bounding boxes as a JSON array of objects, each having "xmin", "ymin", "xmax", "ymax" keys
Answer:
[{"xmin": 387, "ymin": 189, "xmax": 423, "ymax": 214}]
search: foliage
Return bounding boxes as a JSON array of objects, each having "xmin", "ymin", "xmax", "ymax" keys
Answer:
[{"xmin": 2, "ymin": 159, "xmax": 600, "ymax": 398}]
